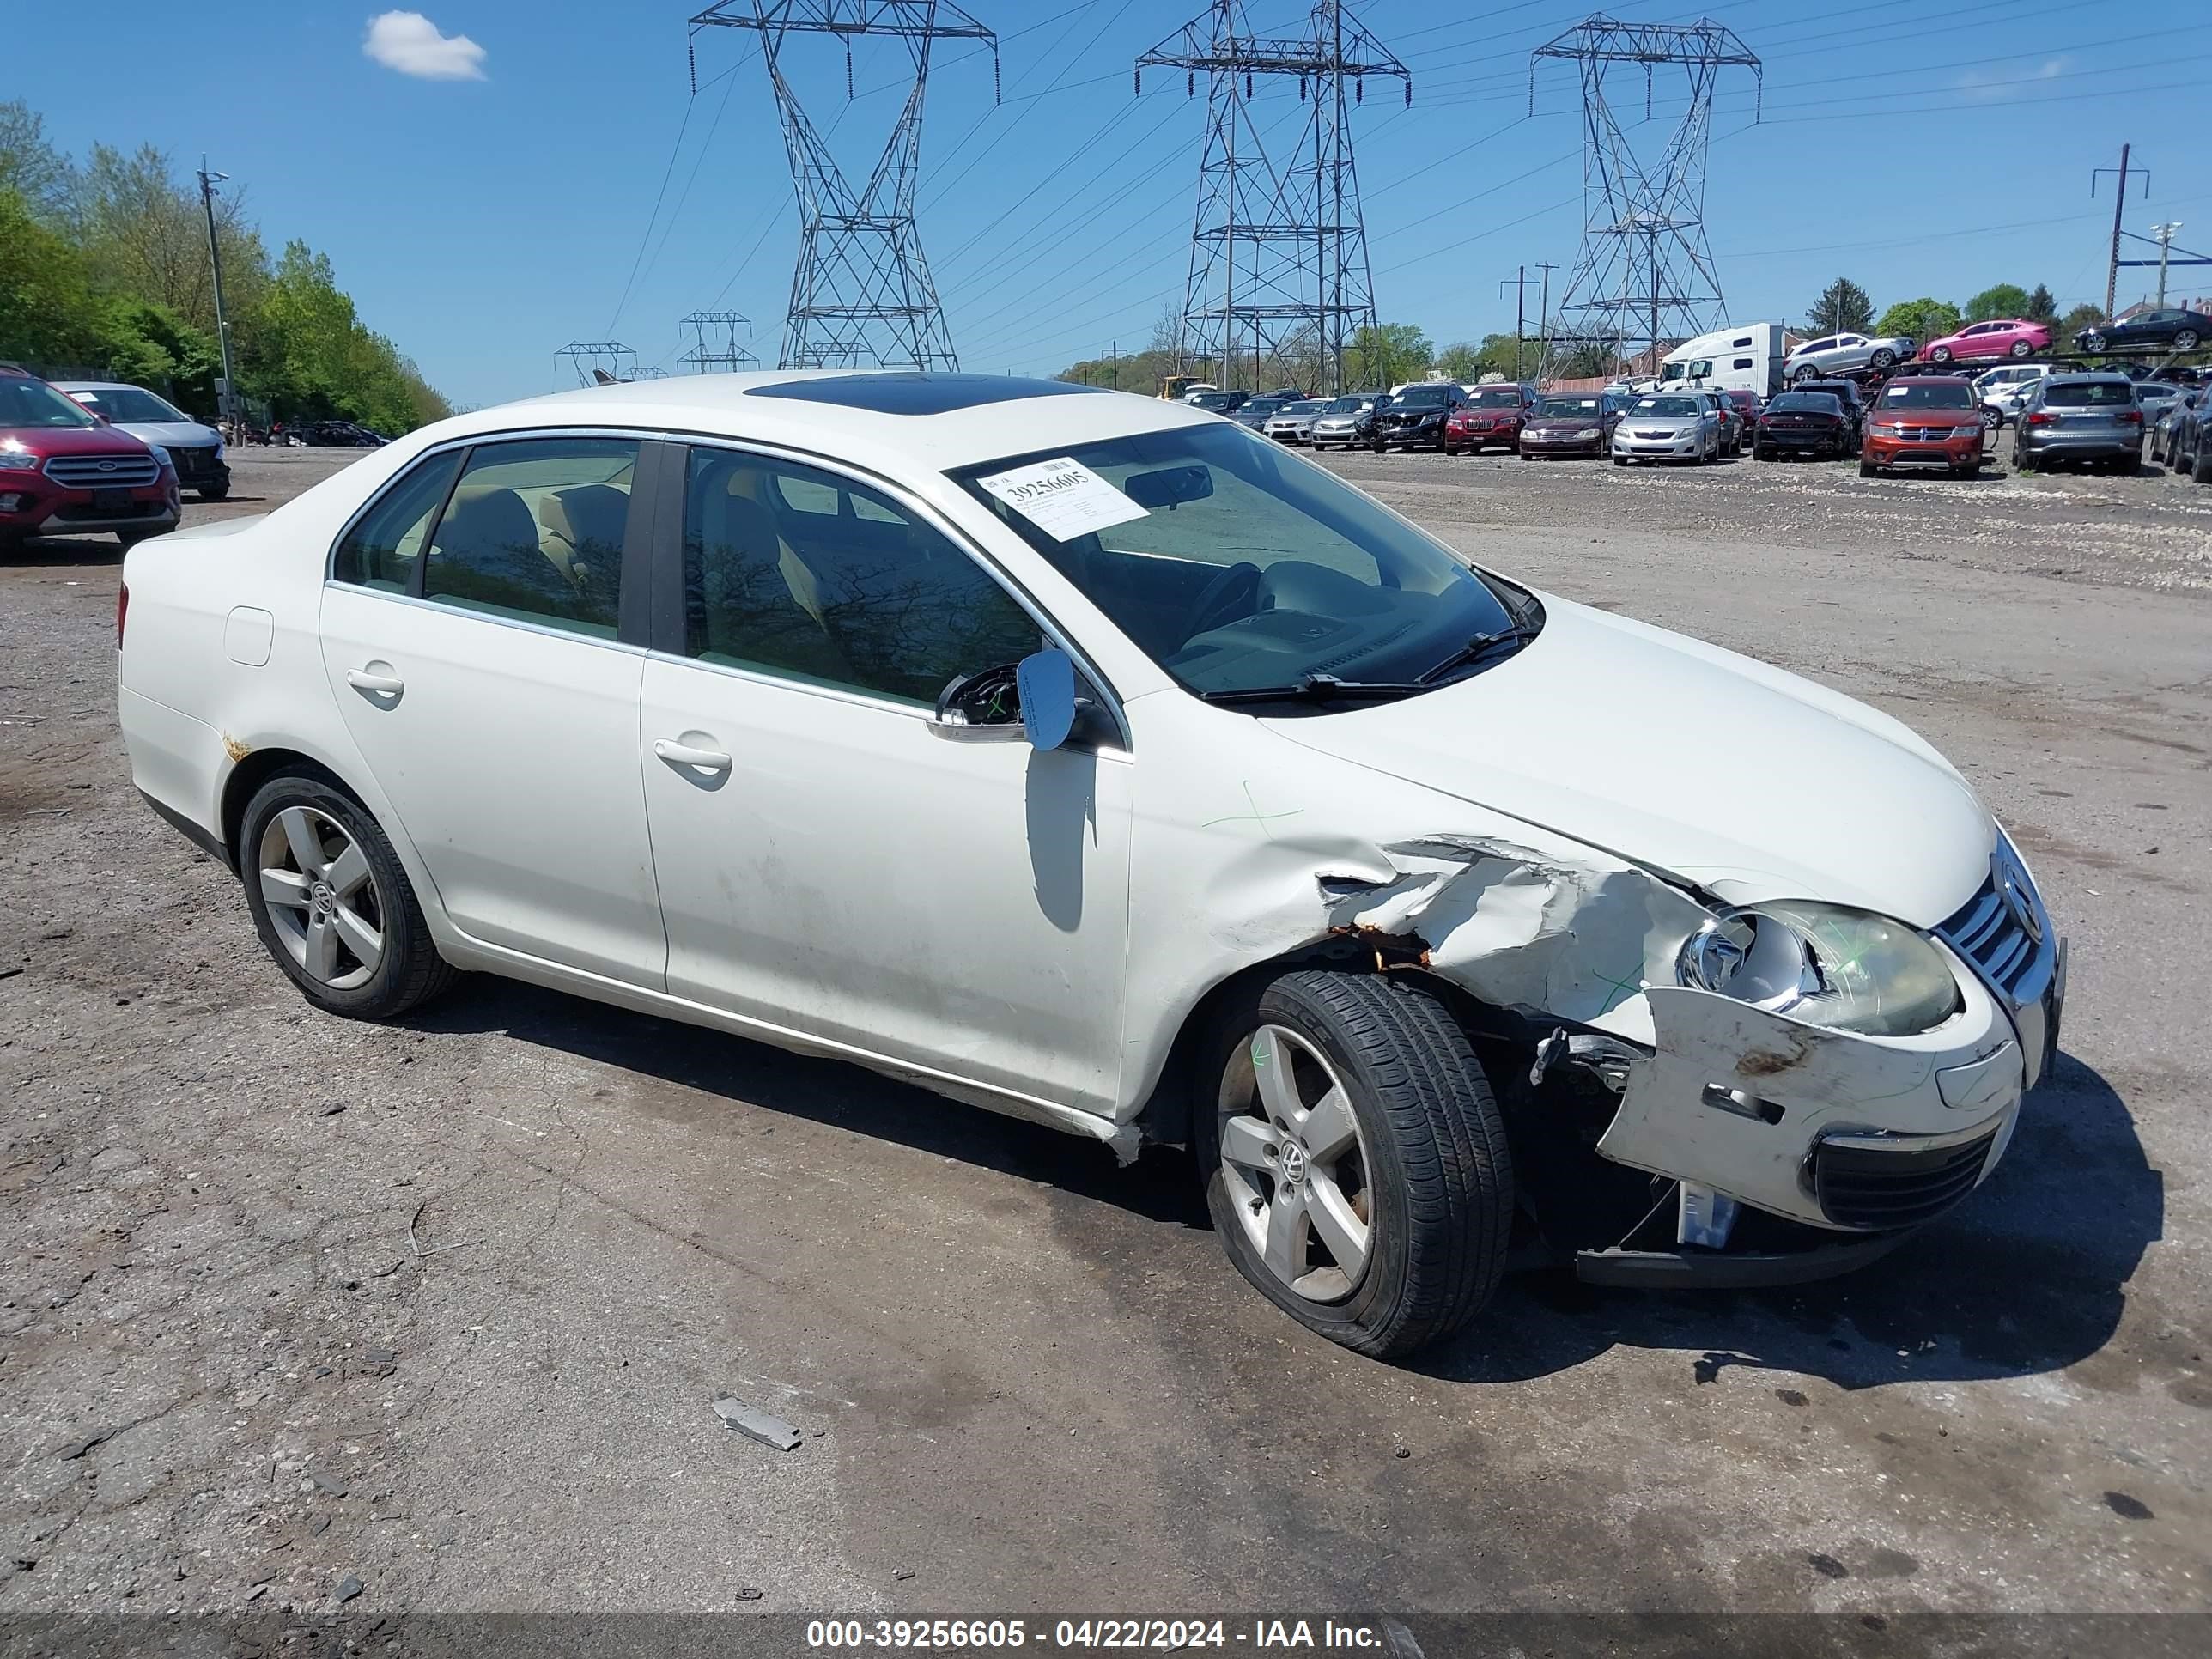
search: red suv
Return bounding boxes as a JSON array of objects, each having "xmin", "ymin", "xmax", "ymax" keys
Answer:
[
  {"xmin": 1443, "ymin": 384, "xmax": 1540, "ymax": 455},
  {"xmin": 0, "ymin": 364, "xmax": 180, "ymax": 556}
]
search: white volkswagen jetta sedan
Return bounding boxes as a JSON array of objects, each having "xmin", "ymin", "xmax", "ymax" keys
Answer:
[{"xmin": 116, "ymin": 372, "xmax": 2064, "ymax": 1358}]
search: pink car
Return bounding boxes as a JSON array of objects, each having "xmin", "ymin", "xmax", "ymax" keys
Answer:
[{"xmin": 1923, "ymin": 319, "xmax": 2051, "ymax": 364}]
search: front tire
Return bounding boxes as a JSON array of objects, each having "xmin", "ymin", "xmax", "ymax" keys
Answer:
[
  {"xmin": 2011, "ymin": 339, "xmax": 2033, "ymax": 358},
  {"xmin": 239, "ymin": 775, "xmax": 458, "ymax": 1020},
  {"xmin": 2194, "ymin": 447, "xmax": 2212, "ymax": 484},
  {"xmin": 1860, "ymin": 459, "xmax": 1879, "ymax": 477},
  {"xmin": 1871, "ymin": 349, "xmax": 1898, "ymax": 371},
  {"xmin": 1200, "ymin": 971, "xmax": 1512, "ymax": 1359},
  {"xmin": 197, "ymin": 484, "xmax": 229, "ymax": 501}
]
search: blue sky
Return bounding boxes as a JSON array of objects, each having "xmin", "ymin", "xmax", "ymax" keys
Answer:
[{"xmin": 18, "ymin": 0, "xmax": 2212, "ymax": 405}]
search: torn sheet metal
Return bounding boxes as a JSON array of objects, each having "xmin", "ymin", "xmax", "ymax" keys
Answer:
[
  {"xmin": 1323, "ymin": 836, "xmax": 1718, "ymax": 1036},
  {"xmin": 1597, "ymin": 985, "xmax": 2021, "ymax": 1227},
  {"xmin": 713, "ymin": 1395, "xmax": 803, "ymax": 1451}
]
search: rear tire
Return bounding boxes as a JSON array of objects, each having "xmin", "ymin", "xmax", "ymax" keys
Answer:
[
  {"xmin": 239, "ymin": 775, "xmax": 459, "ymax": 1021},
  {"xmin": 1929, "ymin": 346, "xmax": 1952, "ymax": 365},
  {"xmin": 1198, "ymin": 971, "xmax": 1513, "ymax": 1360},
  {"xmin": 2175, "ymin": 328, "xmax": 2201, "ymax": 352}
]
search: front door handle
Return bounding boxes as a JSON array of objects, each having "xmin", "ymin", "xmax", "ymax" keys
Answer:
[
  {"xmin": 346, "ymin": 666, "xmax": 405, "ymax": 696},
  {"xmin": 653, "ymin": 738, "xmax": 733, "ymax": 774}
]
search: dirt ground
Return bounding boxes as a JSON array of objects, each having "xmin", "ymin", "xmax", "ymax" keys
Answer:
[{"xmin": 2, "ymin": 441, "xmax": 2208, "ymax": 1628}]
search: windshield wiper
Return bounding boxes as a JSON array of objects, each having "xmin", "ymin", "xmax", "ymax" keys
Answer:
[
  {"xmin": 1416, "ymin": 623, "xmax": 1541, "ymax": 684},
  {"xmin": 1199, "ymin": 673, "xmax": 1430, "ymax": 706}
]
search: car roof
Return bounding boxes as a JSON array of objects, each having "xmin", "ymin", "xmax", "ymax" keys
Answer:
[
  {"xmin": 2044, "ymin": 372, "xmax": 2133, "ymax": 384},
  {"xmin": 407, "ymin": 370, "xmax": 1218, "ymax": 474},
  {"xmin": 48, "ymin": 380, "xmax": 144, "ymax": 393}
]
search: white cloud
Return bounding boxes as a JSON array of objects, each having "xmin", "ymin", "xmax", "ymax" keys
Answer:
[
  {"xmin": 363, "ymin": 10, "xmax": 488, "ymax": 81},
  {"xmin": 1956, "ymin": 56, "xmax": 2067, "ymax": 101}
]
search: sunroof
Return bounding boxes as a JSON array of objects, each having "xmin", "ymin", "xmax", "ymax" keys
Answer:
[{"xmin": 744, "ymin": 374, "xmax": 1111, "ymax": 416}]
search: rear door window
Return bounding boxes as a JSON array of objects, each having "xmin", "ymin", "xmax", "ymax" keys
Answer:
[
  {"xmin": 331, "ymin": 451, "xmax": 463, "ymax": 592},
  {"xmin": 422, "ymin": 436, "xmax": 639, "ymax": 637}
]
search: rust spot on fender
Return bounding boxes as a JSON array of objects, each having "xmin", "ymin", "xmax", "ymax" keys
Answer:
[{"xmin": 221, "ymin": 733, "xmax": 252, "ymax": 765}]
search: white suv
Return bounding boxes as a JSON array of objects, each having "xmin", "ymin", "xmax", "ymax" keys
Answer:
[{"xmin": 1973, "ymin": 362, "xmax": 2053, "ymax": 427}]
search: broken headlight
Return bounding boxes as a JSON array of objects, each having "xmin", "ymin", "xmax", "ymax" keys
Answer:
[{"xmin": 1677, "ymin": 902, "xmax": 1961, "ymax": 1037}]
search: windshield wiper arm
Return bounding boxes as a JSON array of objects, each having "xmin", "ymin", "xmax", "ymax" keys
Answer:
[
  {"xmin": 1417, "ymin": 623, "xmax": 1542, "ymax": 684},
  {"xmin": 1199, "ymin": 673, "xmax": 1430, "ymax": 706}
]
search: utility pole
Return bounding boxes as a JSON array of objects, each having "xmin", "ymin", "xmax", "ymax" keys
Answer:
[
  {"xmin": 196, "ymin": 159, "xmax": 238, "ymax": 432},
  {"xmin": 1500, "ymin": 266, "xmax": 1528, "ymax": 380},
  {"xmin": 1111, "ymin": 340, "xmax": 1120, "ymax": 391},
  {"xmin": 1533, "ymin": 259, "xmax": 1557, "ymax": 386},
  {"xmin": 2093, "ymin": 144, "xmax": 2144, "ymax": 320},
  {"xmin": 2150, "ymin": 222, "xmax": 2181, "ymax": 307}
]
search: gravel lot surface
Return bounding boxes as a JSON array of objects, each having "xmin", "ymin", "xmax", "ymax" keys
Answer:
[{"xmin": 2, "ymin": 441, "xmax": 2207, "ymax": 1624}]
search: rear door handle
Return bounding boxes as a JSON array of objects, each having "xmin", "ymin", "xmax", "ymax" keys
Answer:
[
  {"xmin": 653, "ymin": 738, "xmax": 733, "ymax": 774},
  {"xmin": 346, "ymin": 667, "xmax": 405, "ymax": 696}
]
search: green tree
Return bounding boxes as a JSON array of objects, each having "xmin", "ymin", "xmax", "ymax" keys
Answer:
[
  {"xmin": 0, "ymin": 185, "xmax": 99, "ymax": 365},
  {"xmin": 2025, "ymin": 284, "xmax": 2057, "ymax": 323},
  {"xmin": 1808, "ymin": 277, "xmax": 1874, "ymax": 334},
  {"xmin": 1436, "ymin": 341, "xmax": 1487, "ymax": 381},
  {"xmin": 1965, "ymin": 283, "xmax": 2032, "ymax": 323},
  {"xmin": 1875, "ymin": 298, "xmax": 1962, "ymax": 345},
  {"xmin": 0, "ymin": 99, "xmax": 75, "ymax": 222},
  {"xmin": 1343, "ymin": 322, "xmax": 1431, "ymax": 391},
  {"xmin": 94, "ymin": 299, "xmax": 222, "ymax": 408},
  {"xmin": 2060, "ymin": 302, "xmax": 2104, "ymax": 335}
]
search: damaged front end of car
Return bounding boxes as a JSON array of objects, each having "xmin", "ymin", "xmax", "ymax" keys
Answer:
[{"xmin": 1279, "ymin": 825, "xmax": 2063, "ymax": 1287}]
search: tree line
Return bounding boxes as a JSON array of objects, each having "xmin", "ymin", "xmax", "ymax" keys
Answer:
[{"xmin": 0, "ymin": 100, "xmax": 448, "ymax": 434}]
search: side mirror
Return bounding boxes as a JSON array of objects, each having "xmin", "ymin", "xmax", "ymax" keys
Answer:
[{"xmin": 1016, "ymin": 648, "xmax": 1076, "ymax": 752}]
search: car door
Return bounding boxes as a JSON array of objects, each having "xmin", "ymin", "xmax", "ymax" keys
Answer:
[
  {"xmin": 318, "ymin": 433, "xmax": 668, "ymax": 988},
  {"xmin": 635, "ymin": 441, "xmax": 1133, "ymax": 1115}
]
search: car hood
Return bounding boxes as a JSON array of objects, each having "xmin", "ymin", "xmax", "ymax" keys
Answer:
[
  {"xmin": 1265, "ymin": 597, "xmax": 1992, "ymax": 927},
  {"xmin": 1, "ymin": 425, "xmax": 154, "ymax": 459},
  {"xmin": 109, "ymin": 419, "xmax": 222, "ymax": 449},
  {"xmin": 1871, "ymin": 410, "xmax": 1980, "ymax": 427},
  {"xmin": 1527, "ymin": 417, "xmax": 1601, "ymax": 431},
  {"xmin": 1621, "ymin": 414, "xmax": 1702, "ymax": 429}
]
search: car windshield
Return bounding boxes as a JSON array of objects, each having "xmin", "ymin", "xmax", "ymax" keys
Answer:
[
  {"xmin": 1630, "ymin": 397, "xmax": 1700, "ymax": 417},
  {"xmin": 2043, "ymin": 381, "xmax": 2136, "ymax": 406},
  {"xmin": 1322, "ymin": 397, "xmax": 1370, "ymax": 414},
  {"xmin": 65, "ymin": 387, "xmax": 190, "ymax": 423},
  {"xmin": 953, "ymin": 422, "xmax": 1522, "ymax": 702},
  {"xmin": 0, "ymin": 376, "xmax": 100, "ymax": 431},
  {"xmin": 1878, "ymin": 383, "xmax": 1974, "ymax": 409},
  {"xmin": 1540, "ymin": 398, "xmax": 1601, "ymax": 417},
  {"xmin": 1279, "ymin": 401, "xmax": 1327, "ymax": 416},
  {"xmin": 1188, "ymin": 392, "xmax": 1240, "ymax": 411},
  {"xmin": 1243, "ymin": 399, "xmax": 1285, "ymax": 419},
  {"xmin": 1389, "ymin": 389, "xmax": 1449, "ymax": 409},
  {"xmin": 1466, "ymin": 389, "xmax": 1522, "ymax": 408},
  {"xmin": 1767, "ymin": 392, "xmax": 1842, "ymax": 413}
]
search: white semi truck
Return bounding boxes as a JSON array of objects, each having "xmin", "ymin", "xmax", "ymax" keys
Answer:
[{"xmin": 1645, "ymin": 323, "xmax": 1790, "ymax": 398}]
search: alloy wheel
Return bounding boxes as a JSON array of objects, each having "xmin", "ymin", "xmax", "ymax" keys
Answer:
[
  {"xmin": 257, "ymin": 806, "xmax": 385, "ymax": 988},
  {"xmin": 1218, "ymin": 1024, "xmax": 1374, "ymax": 1302}
]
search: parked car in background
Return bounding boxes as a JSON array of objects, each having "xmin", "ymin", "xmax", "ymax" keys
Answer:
[
  {"xmin": 1305, "ymin": 394, "xmax": 1379, "ymax": 449},
  {"xmin": 1785, "ymin": 331, "xmax": 1914, "ymax": 383},
  {"xmin": 1374, "ymin": 384, "xmax": 1467, "ymax": 452},
  {"xmin": 2012, "ymin": 374, "xmax": 2144, "ymax": 472},
  {"xmin": 1753, "ymin": 390, "xmax": 1853, "ymax": 459},
  {"xmin": 302, "ymin": 420, "xmax": 390, "ymax": 447},
  {"xmin": 1973, "ymin": 362, "xmax": 2052, "ymax": 427},
  {"xmin": 1231, "ymin": 398, "xmax": 1290, "ymax": 433},
  {"xmin": 2166, "ymin": 391, "xmax": 2212, "ymax": 482},
  {"xmin": 0, "ymin": 365, "xmax": 181, "ymax": 554},
  {"xmin": 1701, "ymin": 390, "xmax": 1745, "ymax": 457},
  {"xmin": 1442, "ymin": 384, "xmax": 1538, "ymax": 454},
  {"xmin": 2074, "ymin": 308, "xmax": 2205, "ymax": 356},
  {"xmin": 1859, "ymin": 378, "xmax": 1987, "ymax": 479},
  {"xmin": 2150, "ymin": 389, "xmax": 2199, "ymax": 464},
  {"xmin": 1611, "ymin": 392, "xmax": 1722, "ymax": 465},
  {"xmin": 2130, "ymin": 381, "xmax": 2185, "ymax": 437},
  {"xmin": 1516, "ymin": 392, "xmax": 1620, "ymax": 459},
  {"xmin": 114, "ymin": 369, "xmax": 2063, "ymax": 1358},
  {"xmin": 1922, "ymin": 319, "xmax": 2051, "ymax": 365},
  {"xmin": 1717, "ymin": 387, "xmax": 1761, "ymax": 437},
  {"xmin": 1262, "ymin": 399, "xmax": 1330, "ymax": 445},
  {"xmin": 54, "ymin": 381, "xmax": 231, "ymax": 501},
  {"xmin": 1184, "ymin": 389, "xmax": 1249, "ymax": 415},
  {"xmin": 1793, "ymin": 378, "xmax": 1869, "ymax": 447}
]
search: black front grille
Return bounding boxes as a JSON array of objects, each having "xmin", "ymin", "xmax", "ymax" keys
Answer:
[
  {"xmin": 1811, "ymin": 1130, "xmax": 1997, "ymax": 1231},
  {"xmin": 167, "ymin": 444, "xmax": 219, "ymax": 478}
]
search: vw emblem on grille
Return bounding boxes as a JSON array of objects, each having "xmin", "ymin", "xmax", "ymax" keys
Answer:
[{"xmin": 1995, "ymin": 849, "xmax": 2045, "ymax": 945}]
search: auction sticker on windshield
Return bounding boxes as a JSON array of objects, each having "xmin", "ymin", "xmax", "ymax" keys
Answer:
[{"xmin": 975, "ymin": 456, "xmax": 1147, "ymax": 541}]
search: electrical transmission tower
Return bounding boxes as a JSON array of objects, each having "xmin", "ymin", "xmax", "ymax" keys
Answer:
[
  {"xmin": 1532, "ymin": 15, "xmax": 1759, "ymax": 380},
  {"xmin": 1138, "ymin": 1, "xmax": 1409, "ymax": 396},
  {"xmin": 690, "ymin": 2, "xmax": 997, "ymax": 373},
  {"xmin": 679, "ymin": 310, "xmax": 761, "ymax": 373},
  {"xmin": 556, "ymin": 342, "xmax": 638, "ymax": 386}
]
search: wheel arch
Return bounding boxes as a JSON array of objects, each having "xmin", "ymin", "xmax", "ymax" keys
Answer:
[{"xmin": 220, "ymin": 747, "xmax": 368, "ymax": 872}]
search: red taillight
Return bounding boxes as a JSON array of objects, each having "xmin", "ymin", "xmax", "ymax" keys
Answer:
[
  {"xmin": 2027, "ymin": 411, "xmax": 2056, "ymax": 427},
  {"xmin": 2119, "ymin": 409, "xmax": 2142, "ymax": 424},
  {"xmin": 116, "ymin": 582, "xmax": 129, "ymax": 648}
]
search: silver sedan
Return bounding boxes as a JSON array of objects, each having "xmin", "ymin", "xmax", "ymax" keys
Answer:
[
  {"xmin": 1261, "ymin": 399, "xmax": 1331, "ymax": 445},
  {"xmin": 1785, "ymin": 331, "xmax": 1915, "ymax": 383},
  {"xmin": 1610, "ymin": 394, "xmax": 1723, "ymax": 465}
]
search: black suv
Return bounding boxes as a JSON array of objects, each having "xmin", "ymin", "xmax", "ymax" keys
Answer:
[{"xmin": 1373, "ymin": 384, "xmax": 1467, "ymax": 453}]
